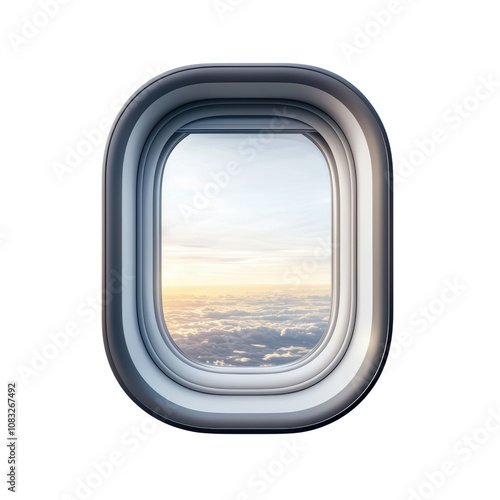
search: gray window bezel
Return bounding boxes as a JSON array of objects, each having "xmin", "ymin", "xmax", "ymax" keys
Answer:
[{"xmin": 103, "ymin": 64, "xmax": 392, "ymax": 433}]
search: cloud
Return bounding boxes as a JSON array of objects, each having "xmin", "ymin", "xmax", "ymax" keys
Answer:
[{"xmin": 163, "ymin": 285, "xmax": 331, "ymax": 367}]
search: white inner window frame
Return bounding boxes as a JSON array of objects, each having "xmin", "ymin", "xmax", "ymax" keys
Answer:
[{"xmin": 137, "ymin": 103, "xmax": 356, "ymax": 395}]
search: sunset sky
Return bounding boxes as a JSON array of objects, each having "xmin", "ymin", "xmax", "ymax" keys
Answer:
[{"xmin": 161, "ymin": 133, "xmax": 332, "ymax": 287}]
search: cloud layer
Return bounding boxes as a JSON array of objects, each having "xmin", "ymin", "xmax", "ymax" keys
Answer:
[{"xmin": 162, "ymin": 285, "xmax": 331, "ymax": 367}]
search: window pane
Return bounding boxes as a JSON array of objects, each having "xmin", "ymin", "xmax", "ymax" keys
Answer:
[{"xmin": 161, "ymin": 133, "xmax": 332, "ymax": 367}]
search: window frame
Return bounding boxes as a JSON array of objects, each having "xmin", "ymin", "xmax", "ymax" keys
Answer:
[
  {"xmin": 139, "ymin": 102, "xmax": 355, "ymax": 395},
  {"xmin": 103, "ymin": 64, "xmax": 392, "ymax": 433}
]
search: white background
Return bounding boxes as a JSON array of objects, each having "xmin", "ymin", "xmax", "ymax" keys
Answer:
[{"xmin": 2, "ymin": 0, "xmax": 500, "ymax": 499}]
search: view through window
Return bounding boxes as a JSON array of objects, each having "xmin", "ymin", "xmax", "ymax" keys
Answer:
[{"xmin": 161, "ymin": 133, "xmax": 332, "ymax": 367}]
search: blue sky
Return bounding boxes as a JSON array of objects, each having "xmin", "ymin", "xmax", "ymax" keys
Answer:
[{"xmin": 161, "ymin": 133, "xmax": 332, "ymax": 286}]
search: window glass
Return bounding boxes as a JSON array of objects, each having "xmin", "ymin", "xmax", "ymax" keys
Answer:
[{"xmin": 161, "ymin": 133, "xmax": 332, "ymax": 367}]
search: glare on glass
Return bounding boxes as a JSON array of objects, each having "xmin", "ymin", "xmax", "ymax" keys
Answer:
[{"xmin": 161, "ymin": 133, "xmax": 332, "ymax": 367}]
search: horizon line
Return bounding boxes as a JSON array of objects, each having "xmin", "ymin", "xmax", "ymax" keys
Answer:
[{"xmin": 161, "ymin": 283, "xmax": 331, "ymax": 287}]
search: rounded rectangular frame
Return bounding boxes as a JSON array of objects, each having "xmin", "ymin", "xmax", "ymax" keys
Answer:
[{"xmin": 103, "ymin": 64, "xmax": 392, "ymax": 433}]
